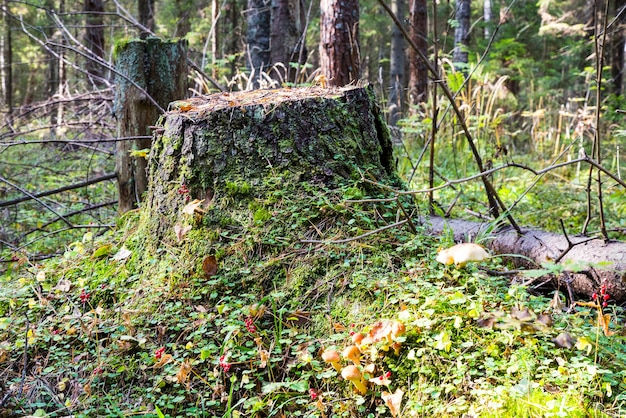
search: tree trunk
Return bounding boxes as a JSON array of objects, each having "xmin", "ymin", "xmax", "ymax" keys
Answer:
[
  {"xmin": 408, "ymin": 0, "xmax": 428, "ymax": 105},
  {"xmin": 270, "ymin": 0, "xmax": 307, "ymax": 84},
  {"xmin": 246, "ymin": 0, "xmax": 271, "ymax": 88},
  {"xmin": 142, "ymin": 86, "xmax": 395, "ymax": 241},
  {"xmin": 319, "ymin": 0, "xmax": 360, "ymax": 86},
  {"xmin": 483, "ymin": 0, "xmax": 491, "ymax": 39},
  {"xmin": 423, "ymin": 216, "xmax": 626, "ymax": 302},
  {"xmin": 453, "ymin": 0, "xmax": 471, "ymax": 71},
  {"xmin": 388, "ymin": 0, "xmax": 405, "ymax": 126},
  {"xmin": 84, "ymin": 0, "xmax": 106, "ymax": 86},
  {"xmin": 138, "ymin": 0, "xmax": 156, "ymax": 38},
  {"xmin": 2, "ymin": 0, "xmax": 12, "ymax": 118},
  {"xmin": 113, "ymin": 38, "xmax": 188, "ymax": 214}
]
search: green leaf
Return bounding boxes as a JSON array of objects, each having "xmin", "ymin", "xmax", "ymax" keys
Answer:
[{"xmin": 155, "ymin": 405, "xmax": 165, "ymax": 418}]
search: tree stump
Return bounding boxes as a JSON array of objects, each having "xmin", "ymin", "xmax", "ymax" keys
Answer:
[
  {"xmin": 141, "ymin": 86, "xmax": 396, "ymax": 241},
  {"xmin": 113, "ymin": 37, "xmax": 188, "ymax": 214}
]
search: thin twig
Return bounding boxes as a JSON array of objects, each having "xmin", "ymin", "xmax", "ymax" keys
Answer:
[{"xmin": 301, "ymin": 219, "xmax": 408, "ymax": 244}]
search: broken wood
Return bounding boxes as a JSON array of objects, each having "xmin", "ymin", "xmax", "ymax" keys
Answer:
[
  {"xmin": 113, "ymin": 38, "xmax": 188, "ymax": 214},
  {"xmin": 142, "ymin": 86, "xmax": 396, "ymax": 242},
  {"xmin": 424, "ymin": 215, "xmax": 626, "ymax": 302}
]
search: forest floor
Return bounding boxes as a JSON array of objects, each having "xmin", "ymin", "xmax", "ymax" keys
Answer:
[{"xmin": 1, "ymin": 144, "xmax": 625, "ymax": 417}]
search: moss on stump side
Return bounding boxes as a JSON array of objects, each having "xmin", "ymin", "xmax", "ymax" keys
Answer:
[{"xmin": 142, "ymin": 86, "xmax": 399, "ymax": 243}]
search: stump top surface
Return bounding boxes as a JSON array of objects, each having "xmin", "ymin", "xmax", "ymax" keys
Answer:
[{"xmin": 169, "ymin": 86, "xmax": 362, "ymax": 115}]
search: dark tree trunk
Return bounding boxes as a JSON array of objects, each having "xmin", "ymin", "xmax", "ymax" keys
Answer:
[
  {"xmin": 138, "ymin": 0, "xmax": 156, "ymax": 38},
  {"xmin": 408, "ymin": 0, "xmax": 428, "ymax": 105},
  {"xmin": 270, "ymin": 0, "xmax": 307, "ymax": 84},
  {"xmin": 113, "ymin": 38, "xmax": 188, "ymax": 213},
  {"xmin": 319, "ymin": 0, "xmax": 360, "ymax": 86},
  {"xmin": 174, "ymin": 0, "xmax": 192, "ymax": 37},
  {"xmin": 388, "ymin": 0, "xmax": 405, "ymax": 126},
  {"xmin": 84, "ymin": 0, "xmax": 106, "ymax": 86},
  {"xmin": 143, "ymin": 86, "xmax": 395, "ymax": 242},
  {"xmin": 246, "ymin": 0, "xmax": 271, "ymax": 88},
  {"xmin": 453, "ymin": 0, "xmax": 471, "ymax": 70}
]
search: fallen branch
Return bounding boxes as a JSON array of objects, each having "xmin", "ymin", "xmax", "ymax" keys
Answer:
[{"xmin": 0, "ymin": 173, "xmax": 117, "ymax": 208}]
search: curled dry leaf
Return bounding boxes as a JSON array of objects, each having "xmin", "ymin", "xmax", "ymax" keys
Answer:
[
  {"xmin": 176, "ymin": 360, "xmax": 192, "ymax": 385},
  {"xmin": 174, "ymin": 223, "xmax": 192, "ymax": 242},
  {"xmin": 598, "ymin": 312, "xmax": 616, "ymax": 337},
  {"xmin": 552, "ymin": 332, "xmax": 574, "ymax": 349},
  {"xmin": 381, "ymin": 388, "xmax": 404, "ymax": 418},
  {"xmin": 202, "ymin": 255, "xmax": 218, "ymax": 278},
  {"xmin": 111, "ymin": 246, "xmax": 132, "ymax": 261},
  {"xmin": 182, "ymin": 199, "xmax": 204, "ymax": 215},
  {"xmin": 55, "ymin": 279, "xmax": 72, "ymax": 293},
  {"xmin": 153, "ymin": 353, "xmax": 173, "ymax": 369}
]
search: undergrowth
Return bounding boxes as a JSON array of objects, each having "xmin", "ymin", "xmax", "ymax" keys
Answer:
[{"xmin": 1, "ymin": 172, "xmax": 625, "ymax": 417}]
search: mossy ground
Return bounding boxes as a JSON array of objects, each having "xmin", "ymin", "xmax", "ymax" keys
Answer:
[{"xmin": 1, "ymin": 165, "xmax": 625, "ymax": 418}]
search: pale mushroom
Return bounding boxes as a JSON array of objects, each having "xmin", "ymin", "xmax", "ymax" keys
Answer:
[{"xmin": 436, "ymin": 243, "xmax": 490, "ymax": 268}]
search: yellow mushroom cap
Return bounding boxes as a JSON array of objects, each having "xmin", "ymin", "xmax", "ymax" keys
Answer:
[{"xmin": 342, "ymin": 345, "xmax": 361, "ymax": 365}]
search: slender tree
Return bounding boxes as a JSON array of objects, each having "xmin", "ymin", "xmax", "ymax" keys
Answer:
[
  {"xmin": 453, "ymin": 0, "xmax": 471, "ymax": 71},
  {"xmin": 483, "ymin": 0, "xmax": 491, "ymax": 39},
  {"xmin": 389, "ymin": 0, "xmax": 405, "ymax": 125},
  {"xmin": 408, "ymin": 0, "xmax": 428, "ymax": 105},
  {"xmin": 138, "ymin": 0, "xmax": 156, "ymax": 38},
  {"xmin": 319, "ymin": 0, "xmax": 360, "ymax": 86},
  {"xmin": 2, "ymin": 0, "xmax": 12, "ymax": 116},
  {"xmin": 84, "ymin": 0, "xmax": 106, "ymax": 86},
  {"xmin": 270, "ymin": 0, "xmax": 307, "ymax": 83},
  {"xmin": 246, "ymin": 0, "xmax": 271, "ymax": 88}
]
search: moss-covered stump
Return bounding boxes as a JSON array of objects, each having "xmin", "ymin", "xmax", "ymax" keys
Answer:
[{"xmin": 143, "ymin": 86, "xmax": 397, "ymax": 243}]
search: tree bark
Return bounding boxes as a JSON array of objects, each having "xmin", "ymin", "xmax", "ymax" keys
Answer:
[
  {"xmin": 453, "ymin": 0, "xmax": 471, "ymax": 70},
  {"xmin": 113, "ymin": 38, "xmax": 188, "ymax": 213},
  {"xmin": 143, "ymin": 86, "xmax": 395, "ymax": 241},
  {"xmin": 319, "ymin": 0, "xmax": 360, "ymax": 86},
  {"xmin": 388, "ymin": 0, "xmax": 405, "ymax": 126},
  {"xmin": 408, "ymin": 0, "xmax": 428, "ymax": 105},
  {"xmin": 423, "ymin": 216, "xmax": 626, "ymax": 302},
  {"xmin": 84, "ymin": 0, "xmax": 106, "ymax": 86},
  {"xmin": 2, "ymin": 0, "xmax": 13, "ymax": 117},
  {"xmin": 246, "ymin": 0, "xmax": 271, "ymax": 88},
  {"xmin": 270, "ymin": 0, "xmax": 307, "ymax": 84},
  {"xmin": 138, "ymin": 0, "xmax": 156, "ymax": 39}
]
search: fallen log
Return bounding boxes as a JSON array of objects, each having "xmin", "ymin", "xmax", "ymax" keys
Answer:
[{"xmin": 423, "ymin": 216, "xmax": 626, "ymax": 303}]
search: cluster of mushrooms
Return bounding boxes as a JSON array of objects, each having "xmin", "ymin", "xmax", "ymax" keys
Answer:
[{"xmin": 321, "ymin": 319, "xmax": 406, "ymax": 395}]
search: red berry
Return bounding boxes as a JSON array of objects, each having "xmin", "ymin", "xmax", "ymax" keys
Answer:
[
  {"xmin": 602, "ymin": 301, "xmax": 608, "ymax": 307},
  {"xmin": 592, "ymin": 293, "xmax": 598, "ymax": 300},
  {"xmin": 603, "ymin": 294, "xmax": 610, "ymax": 301}
]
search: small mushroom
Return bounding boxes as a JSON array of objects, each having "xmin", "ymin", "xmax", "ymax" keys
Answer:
[
  {"xmin": 342, "ymin": 345, "xmax": 361, "ymax": 366},
  {"xmin": 341, "ymin": 365, "xmax": 368, "ymax": 394},
  {"xmin": 321, "ymin": 349, "xmax": 342, "ymax": 372},
  {"xmin": 436, "ymin": 243, "xmax": 489, "ymax": 268}
]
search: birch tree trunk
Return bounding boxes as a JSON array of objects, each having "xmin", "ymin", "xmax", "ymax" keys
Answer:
[{"xmin": 453, "ymin": 0, "xmax": 471, "ymax": 70}]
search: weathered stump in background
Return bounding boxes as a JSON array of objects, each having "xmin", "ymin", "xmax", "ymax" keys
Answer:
[
  {"xmin": 142, "ymin": 86, "xmax": 395, "ymax": 241},
  {"xmin": 113, "ymin": 38, "xmax": 188, "ymax": 213}
]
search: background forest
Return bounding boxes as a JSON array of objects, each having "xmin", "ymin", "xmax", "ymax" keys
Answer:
[
  {"xmin": 1, "ymin": 0, "xmax": 626, "ymax": 417},
  {"xmin": 0, "ymin": 0, "xmax": 625, "ymax": 259}
]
